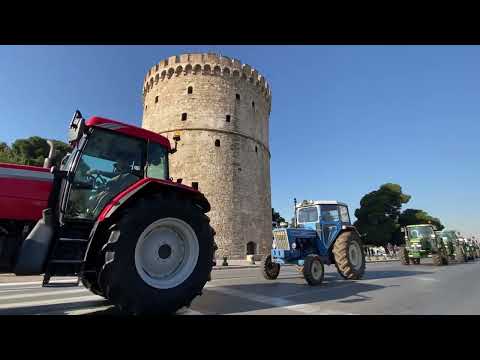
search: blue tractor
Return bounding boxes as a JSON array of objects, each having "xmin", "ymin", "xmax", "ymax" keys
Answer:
[{"xmin": 261, "ymin": 200, "xmax": 366, "ymax": 285}]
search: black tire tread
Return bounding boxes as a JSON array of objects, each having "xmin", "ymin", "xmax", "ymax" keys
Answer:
[
  {"xmin": 261, "ymin": 255, "xmax": 280, "ymax": 280},
  {"xmin": 399, "ymin": 246, "xmax": 410, "ymax": 265},
  {"xmin": 303, "ymin": 254, "xmax": 324, "ymax": 286},
  {"xmin": 332, "ymin": 231, "xmax": 366, "ymax": 280},
  {"xmin": 97, "ymin": 190, "xmax": 214, "ymax": 314}
]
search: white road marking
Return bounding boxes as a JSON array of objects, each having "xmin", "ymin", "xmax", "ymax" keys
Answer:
[
  {"xmin": 416, "ymin": 277, "xmax": 439, "ymax": 282},
  {"xmin": 0, "ymin": 288, "xmax": 87, "ymax": 301},
  {"xmin": 0, "ymin": 295, "xmax": 103, "ymax": 310},
  {"xmin": 211, "ymin": 286, "xmax": 356, "ymax": 314},
  {"xmin": 63, "ymin": 306, "xmax": 113, "ymax": 315},
  {"xmin": 0, "ymin": 279, "xmax": 78, "ymax": 287},
  {"xmin": 177, "ymin": 308, "xmax": 204, "ymax": 315}
]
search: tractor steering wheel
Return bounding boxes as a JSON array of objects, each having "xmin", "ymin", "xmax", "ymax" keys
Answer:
[{"xmin": 86, "ymin": 172, "xmax": 108, "ymax": 189}]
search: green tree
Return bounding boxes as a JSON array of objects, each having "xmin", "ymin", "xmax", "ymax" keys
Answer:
[
  {"xmin": 272, "ymin": 208, "xmax": 285, "ymax": 225},
  {"xmin": 354, "ymin": 183, "xmax": 411, "ymax": 249},
  {"xmin": 3, "ymin": 137, "xmax": 70, "ymax": 167},
  {"xmin": 0, "ymin": 142, "xmax": 12, "ymax": 163},
  {"xmin": 399, "ymin": 209, "xmax": 444, "ymax": 230}
]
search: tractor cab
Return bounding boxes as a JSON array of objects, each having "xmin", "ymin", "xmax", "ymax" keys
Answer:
[
  {"xmin": 14, "ymin": 111, "xmax": 187, "ymax": 279},
  {"xmin": 295, "ymin": 200, "xmax": 352, "ymax": 254}
]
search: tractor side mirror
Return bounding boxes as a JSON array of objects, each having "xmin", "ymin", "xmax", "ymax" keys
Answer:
[{"xmin": 68, "ymin": 110, "xmax": 86, "ymax": 144}]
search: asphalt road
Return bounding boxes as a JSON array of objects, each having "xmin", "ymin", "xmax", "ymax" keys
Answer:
[{"xmin": 0, "ymin": 258, "xmax": 479, "ymax": 315}]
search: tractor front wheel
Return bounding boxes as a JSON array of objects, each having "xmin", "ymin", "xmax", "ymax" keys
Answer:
[
  {"xmin": 399, "ymin": 246, "xmax": 410, "ymax": 265},
  {"xmin": 432, "ymin": 253, "xmax": 443, "ymax": 266},
  {"xmin": 96, "ymin": 191, "xmax": 214, "ymax": 315},
  {"xmin": 261, "ymin": 255, "xmax": 280, "ymax": 280},
  {"xmin": 333, "ymin": 231, "xmax": 365, "ymax": 280},
  {"xmin": 303, "ymin": 254, "xmax": 324, "ymax": 286}
]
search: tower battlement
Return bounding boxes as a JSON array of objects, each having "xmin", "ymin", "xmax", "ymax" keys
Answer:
[{"xmin": 143, "ymin": 53, "xmax": 272, "ymax": 104}]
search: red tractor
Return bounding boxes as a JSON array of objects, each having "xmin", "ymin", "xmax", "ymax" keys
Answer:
[{"xmin": 0, "ymin": 111, "xmax": 216, "ymax": 314}]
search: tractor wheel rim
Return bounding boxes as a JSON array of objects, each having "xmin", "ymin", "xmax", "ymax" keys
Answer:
[
  {"xmin": 349, "ymin": 241, "xmax": 363, "ymax": 270},
  {"xmin": 311, "ymin": 259, "xmax": 323, "ymax": 280},
  {"xmin": 135, "ymin": 217, "xmax": 199, "ymax": 290}
]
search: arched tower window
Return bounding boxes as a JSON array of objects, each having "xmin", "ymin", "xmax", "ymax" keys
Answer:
[
  {"xmin": 215, "ymin": 139, "xmax": 220, "ymax": 147},
  {"xmin": 226, "ymin": 115, "xmax": 231, "ymax": 122},
  {"xmin": 236, "ymin": 93, "xmax": 240, "ymax": 101},
  {"xmin": 246, "ymin": 242, "xmax": 257, "ymax": 255},
  {"xmin": 181, "ymin": 113, "xmax": 187, "ymax": 121},
  {"xmin": 255, "ymin": 145, "xmax": 258, "ymax": 153},
  {"xmin": 155, "ymin": 96, "xmax": 159, "ymax": 103},
  {"xmin": 252, "ymin": 101, "xmax": 255, "ymax": 108},
  {"xmin": 187, "ymin": 86, "xmax": 193, "ymax": 94}
]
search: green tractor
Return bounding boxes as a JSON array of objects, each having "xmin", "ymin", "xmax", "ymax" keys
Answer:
[
  {"xmin": 399, "ymin": 224, "xmax": 449, "ymax": 266},
  {"xmin": 464, "ymin": 238, "xmax": 479, "ymax": 260},
  {"xmin": 437, "ymin": 230, "xmax": 467, "ymax": 263}
]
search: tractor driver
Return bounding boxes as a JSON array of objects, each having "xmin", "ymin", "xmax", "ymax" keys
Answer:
[
  {"xmin": 87, "ymin": 156, "xmax": 139, "ymax": 195},
  {"xmin": 85, "ymin": 149, "xmax": 142, "ymax": 216}
]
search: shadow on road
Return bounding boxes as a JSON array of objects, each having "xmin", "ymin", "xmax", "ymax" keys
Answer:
[{"xmin": 361, "ymin": 269, "xmax": 433, "ymax": 280}]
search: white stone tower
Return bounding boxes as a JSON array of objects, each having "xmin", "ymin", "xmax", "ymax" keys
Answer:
[{"xmin": 142, "ymin": 53, "xmax": 272, "ymax": 259}]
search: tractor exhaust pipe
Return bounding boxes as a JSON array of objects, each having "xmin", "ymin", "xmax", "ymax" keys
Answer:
[
  {"xmin": 293, "ymin": 197, "xmax": 297, "ymax": 228},
  {"xmin": 43, "ymin": 140, "xmax": 55, "ymax": 169}
]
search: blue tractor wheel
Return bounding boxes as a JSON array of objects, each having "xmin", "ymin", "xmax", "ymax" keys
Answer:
[
  {"xmin": 261, "ymin": 255, "xmax": 280, "ymax": 280},
  {"xmin": 303, "ymin": 254, "xmax": 324, "ymax": 286}
]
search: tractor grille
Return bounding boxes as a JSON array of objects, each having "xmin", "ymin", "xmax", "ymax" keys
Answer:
[{"xmin": 273, "ymin": 230, "xmax": 290, "ymax": 250}]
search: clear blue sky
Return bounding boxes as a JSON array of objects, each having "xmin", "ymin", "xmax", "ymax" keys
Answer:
[{"xmin": 1, "ymin": 45, "xmax": 479, "ymax": 237}]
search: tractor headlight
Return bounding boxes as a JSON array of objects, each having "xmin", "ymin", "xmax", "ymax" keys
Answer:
[{"xmin": 291, "ymin": 242, "xmax": 297, "ymax": 249}]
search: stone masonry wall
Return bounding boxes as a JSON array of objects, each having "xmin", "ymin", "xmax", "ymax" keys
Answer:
[{"xmin": 141, "ymin": 53, "xmax": 272, "ymax": 259}]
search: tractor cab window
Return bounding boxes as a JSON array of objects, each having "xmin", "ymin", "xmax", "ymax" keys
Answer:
[
  {"xmin": 408, "ymin": 226, "xmax": 434, "ymax": 240},
  {"xmin": 320, "ymin": 204, "xmax": 340, "ymax": 222},
  {"xmin": 146, "ymin": 142, "xmax": 169, "ymax": 180},
  {"xmin": 339, "ymin": 205, "xmax": 350, "ymax": 224},
  {"xmin": 298, "ymin": 206, "xmax": 318, "ymax": 223},
  {"xmin": 65, "ymin": 129, "xmax": 145, "ymax": 220}
]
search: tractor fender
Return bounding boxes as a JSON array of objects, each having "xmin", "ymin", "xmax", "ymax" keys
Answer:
[
  {"xmin": 83, "ymin": 178, "xmax": 211, "ymax": 265},
  {"xmin": 98, "ymin": 178, "xmax": 210, "ymax": 223}
]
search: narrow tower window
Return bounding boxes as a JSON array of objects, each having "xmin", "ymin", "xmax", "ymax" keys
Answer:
[
  {"xmin": 252, "ymin": 101, "xmax": 255, "ymax": 108},
  {"xmin": 226, "ymin": 115, "xmax": 231, "ymax": 122},
  {"xmin": 236, "ymin": 93, "xmax": 240, "ymax": 101},
  {"xmin": 181, "ymin": 113, "xmax": 187, "ymax": 121},
  {"xmin": 145, "ymin": 105, "xmax": 148, "ymax": 110},
  {"xmin": 187, "ymin": 86, "xmax": 193, "ymax": 94},
  {"xmin": 215, "ymin": 139, "xmax": 220, "ymax": 147},
  {"xmin": 155, "ymin": 96, "xmax": 159, "ymax": 103},
  {"xmin": 255, "ymin": 146, "xmax": 258, "ymax": 153}
]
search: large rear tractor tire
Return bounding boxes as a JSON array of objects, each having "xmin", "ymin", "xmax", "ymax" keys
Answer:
[
  {"xmin": 303, "ymin": 254, "xmax": 324, "ymax": 286},
  {"xmin": 399, "ymin": 246, "xmax": 410, "ymax": 265},
  {"xmin": 261, "ymin": 255, "xmax": 280, "ymax": 280},
  {"xmin": 333, "ymin": 231, "xmax": 365, "ymax": 280},
  {"xmin": 96, "ymin": 191, "xmax": 214, "ymax": 315},
  {"xmin": 432, "ymin": 253, "xmax": 443, "ymax": 266}
]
